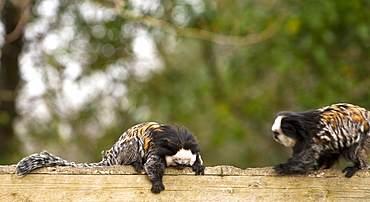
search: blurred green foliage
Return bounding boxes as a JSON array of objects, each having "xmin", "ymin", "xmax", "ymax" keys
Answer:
[{"xmin": 2, "ymin": 0, "xmax": 370, "ymax": 168}]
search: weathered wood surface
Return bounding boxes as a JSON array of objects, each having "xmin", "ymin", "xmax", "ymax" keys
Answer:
[{"xmin": 1, "ymin": 165, "xmax": 370, "ymax": 201}]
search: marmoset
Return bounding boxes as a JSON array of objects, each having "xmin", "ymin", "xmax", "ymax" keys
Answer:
[
  {"xmin": 15, "ymin": 122, "xmax": 205, "ymax": 193},
  {"xmin": 271, "ymin": 103, "xmax": 370, "ymax": 177}
]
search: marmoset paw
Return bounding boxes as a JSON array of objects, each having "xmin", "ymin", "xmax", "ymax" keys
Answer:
[
  {"xmin": 342, "ymin": 166, "xmax": 361, "ymax": 178},
  {"xmin": 273, "ymin": 163, "xmax": 290, "ymax": 175},
  {"xmin": 192, "ymin": 163, "xmax": 205, "ymax": 175},
  {"xmin": 151, "ymin": 182, "xmax": 165, "ymax": 194}
]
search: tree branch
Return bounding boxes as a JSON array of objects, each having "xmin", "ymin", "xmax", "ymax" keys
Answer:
[
  {"xmin": 0, "ymin": 0, "xmax": 5, "ymax": 13},
  {"xmin": 4, "ymin": 0, "xmax": 33, "ymax": 44},
  {"xmin": 114, "ymin": 5, "xmax": 287, "ymax": 46}
]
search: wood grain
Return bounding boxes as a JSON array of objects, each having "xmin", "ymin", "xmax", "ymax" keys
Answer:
[{"xmin": 1, "ymin": 165, "xmax": 370, "ymax": 201}]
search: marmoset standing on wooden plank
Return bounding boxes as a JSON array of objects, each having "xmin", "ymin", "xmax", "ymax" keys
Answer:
[
  {"xmin": 272, "ymin": 103, "xmax": 370, "ymax": 178},
  {"xmin": 15, "ymin": 122, "xmax": 205, "ymax": 194}
]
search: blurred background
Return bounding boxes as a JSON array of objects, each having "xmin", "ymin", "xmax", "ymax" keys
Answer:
[{"xmin": 1, "ymin": 0, "xmax": 369, "ymax": 168}]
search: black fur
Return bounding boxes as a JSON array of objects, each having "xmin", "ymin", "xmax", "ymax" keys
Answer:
[
  {"xmin": 277, "ymin": 111, "xmax": 320, "ymax": 142},
  {"xmin": 153, "ymin": 125, "xmax": 201, "ymax": 157}
]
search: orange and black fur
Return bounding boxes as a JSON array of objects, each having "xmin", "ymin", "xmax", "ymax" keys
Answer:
[
  {"xmin": 272, "ymin": 103, "xmax": 370, "ymax": 177},
  {"xmin": 15, "ymin": 122, "xmax": 205, "ymax": 193}
]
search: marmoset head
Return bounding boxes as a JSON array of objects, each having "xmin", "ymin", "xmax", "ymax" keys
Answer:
[
  {"xmin": 152, "ymin": 124, "xmax": 202, "ymax": 168},
  {"xmin": 271, "ymin": 114, "xmax": 298, "ymax": 148}
]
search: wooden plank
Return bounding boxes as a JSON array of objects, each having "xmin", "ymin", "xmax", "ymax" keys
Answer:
[{"xmin": 1, "ymin": 165, "xmax": 370, "ymax": 201}]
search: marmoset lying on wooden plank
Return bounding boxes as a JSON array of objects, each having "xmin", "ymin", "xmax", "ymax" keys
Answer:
[{"xmin": 15, "ymin": 122, "xmax": 205, "ymax": 194}]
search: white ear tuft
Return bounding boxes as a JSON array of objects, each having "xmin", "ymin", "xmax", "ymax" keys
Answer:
[{"xmin": 272, "ymin": 116, "xmax": 284, "ymax": 132}]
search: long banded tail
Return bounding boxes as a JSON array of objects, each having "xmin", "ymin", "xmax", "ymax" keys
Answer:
[{"xmin": 15, "ymin": 150, "xmax": 103, "ymax": 177}]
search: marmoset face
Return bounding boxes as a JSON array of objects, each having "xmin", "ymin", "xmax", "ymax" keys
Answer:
[
  {"xmin": 271, "ymin": 115, "xmax": 297, "ymax": 148},
  {"xmin": 165, "ymin": 149, "xmax": 197, "ymax": 168}
]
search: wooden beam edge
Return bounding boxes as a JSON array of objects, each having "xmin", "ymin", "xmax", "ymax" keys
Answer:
[{"xmin": 1, "ymin": 165, "xmax": 370, "ymax": 178}]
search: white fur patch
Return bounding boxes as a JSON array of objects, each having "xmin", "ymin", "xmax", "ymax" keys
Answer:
[
  {"xmin": 198, "ymin": 154, "xmax": 203, "ymax": 165},
  {"xmin": 165, "ymin": 149, "xmax": 196, "ymax": 166},
  {"xmin": 271, "ymin": 116, "xmax": 284, "ymax": 132},
  {"xmin": 272, "ymin": 115, "xmax": 296, "ymax": 148},
  {"xmin": 278, "ymin": 134, "xmax": 296, "ymax": 148}
]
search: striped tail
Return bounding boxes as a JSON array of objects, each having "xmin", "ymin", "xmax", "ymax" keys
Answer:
[{"xmin": 15, "ymin": 150, "xmax": 104, "ymax": 177}]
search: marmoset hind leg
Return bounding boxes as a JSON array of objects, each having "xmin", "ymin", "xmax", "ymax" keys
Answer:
[
  {"xmin": 103, "ymin": 138, "xmax": 144, "ymax": 172},
  {"xmin": 342, "ymin": 141, "xmax": 370, "ymax": 178},
  {"xmin": 314, "ymin": 153, "xmax": 340, "ymax": 170}
]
